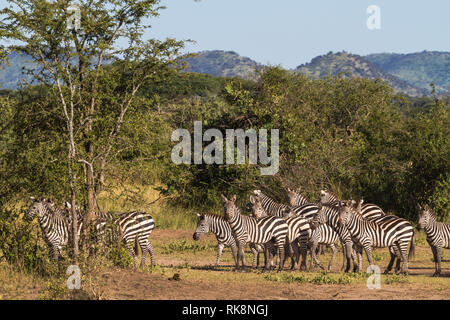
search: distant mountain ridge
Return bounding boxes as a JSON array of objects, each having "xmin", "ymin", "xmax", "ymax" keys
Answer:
[
  {"xmin": 183, "ymin": 50, "xmax": 261, "ymax": 80},
  {"xmin": 1, "ymin": 49, "xmax": 449, "ymax": 97},
  {"xmin": 294, "ymin": 51, "xmax": 430, "ymax": 96}
]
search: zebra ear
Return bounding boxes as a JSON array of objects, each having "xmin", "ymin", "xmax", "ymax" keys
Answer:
[
  {"xmin": 287, "ymin": 187, "xmax": 291, "ymax": 192},
  {"xmin": 415, "ymin": 203, "xmax": 422, "ymax": 212},
  {"xmin": 249, "ymin": 195, "xmax": 255, "ymax": 204},
  {"xmin": 231, "ymin": 195, "xmax": 237, "ymax": 202},
  {"xmin": 220, "ymin": 194, "xmax": 228, "ymax": 202},
  {"xmin": 30, "ymin": 196, "xmax": 36, "ymax": 201},
  {"xmin": 65, "ymin": 202, "xmax": 72, "ymax": 209},
  {"xmin": 196, "ymin": 213, "xmax": 201, "ymax": 217}
]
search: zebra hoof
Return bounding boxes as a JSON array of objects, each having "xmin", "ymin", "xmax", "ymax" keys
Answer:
[{"xmin": 432, "ymin": 272, "xmax": 440, "ymax": 277}]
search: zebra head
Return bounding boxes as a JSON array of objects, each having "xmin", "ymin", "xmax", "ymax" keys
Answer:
[
  {"xmin": 286, "ymin": 187, "xmax": 306, "ymax": 206},
  {"xmin": 221, "ymin": 194, "xmax": 239, "ymax": 222},
  {"xmin": 355, "ymin": 198, "xmax": 364, "ymax": 214},
  {"xmin": 249, "ymin": 195, "xmax": 268, "ymax": 219},
  {"xmin": 311, "ymin": 203, "xmax": 325, "ymax": 229},
  {"xmin": 337, "ymin": 200, "xmax": 354, "ymax": 227},
  {"xmin": 193, "ymin": 213, "xmax": 209, "ymax": 240},
  {"xmin": 27, "ymin": 197, "xmax": 54, "ymax": 221},
  {"xmin": 320, "ymin": 189, "xmax": 340, "ymax": 205},
  {"xmin": 417, "ymin": 204, "xmax": 435, "ymax": 230}
]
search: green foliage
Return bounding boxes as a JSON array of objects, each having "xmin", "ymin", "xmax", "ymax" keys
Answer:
[
  {"xmin": 162, "ymin": 240, "xmax": 210, "ymax": 254},
  {"xmin": 0, "ymin": 208, "xmax": 56, "ymax": 276},
  {"xmin": 108, "ymin": 247, "xmax": 134, "ymax": 268}
]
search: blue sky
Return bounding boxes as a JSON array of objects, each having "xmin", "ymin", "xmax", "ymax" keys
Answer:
[{"xmin": 1, "ymin": 0, "xmax": 449, "ymax": 68}]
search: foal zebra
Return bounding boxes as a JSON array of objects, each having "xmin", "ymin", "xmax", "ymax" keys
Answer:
[
  {"xmin": 338, "ymin": 200, "xmax": 415, "ymax": 274},
  {"xmin": 417, "ymin": 204, "xmax": 450, "ymax": 276},
  {"xmin": 221, "ymin": 194, "xmax": 288, "ymax": 272}
]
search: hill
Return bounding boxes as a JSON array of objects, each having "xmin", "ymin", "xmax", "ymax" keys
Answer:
[
  {"xmin": 365, "ymin": 51, "xmax": 450, "ymax": 94},
  {"xmin": 183, "ymin": 50, "xmax": 261, "ymax": 80},
  {"xmin": 294, "ymin": 51, "xmax": 430, "ymax": 97}
]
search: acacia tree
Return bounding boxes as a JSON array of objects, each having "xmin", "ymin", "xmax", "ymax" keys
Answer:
[{"xmin": 0, "ymin": 0, "xmax": 185, "ymax": 257}]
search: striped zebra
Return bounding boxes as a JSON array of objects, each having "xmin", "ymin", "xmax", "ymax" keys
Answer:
[
  {"xmin": 192, "ymin": 213, "xmax": 266, "ymax": 267},
  {"xmin": 30, "ymin": 198, "xmax": 156, "ymax": 267},
  {"xmin": 253, "ymin": 190, "xmax": 314, "ymax": 270},
  {"xmin": 319, "ymin": 189, "xmax": 386, "ymax": 220},
  {"xmin": 311, "ymin": 203, "xmax": 363, "ymax": 272},
  {"xmin": 286, "ymin": 188, "xmax": 310, "ymax": 207},
  {"xmin": 27, "ymin": 197, "xmax": 80, "ymax": 260},
  {"xmin": 287, "ymin": 188, "xmax": 351, "ymax": 271},
  {"xmin": 338, "ymin": 200, "xmax": 415, "ymax": 274},
  {"xmin": 249, "ymin": 195, "xmax": 311, "ymax": 270},
  {"xmin": 252, "ymin": 190, "xmax": 290, "ymax": 217},
  {"xmin": 308, "ymin": 223, "xmax": 341, "ymax": 271},
  {"xmin": 416, "ymin": 204, "xmax": 450, "ymax": 276},
  {"xmin": 221, "ymin": 194, "xmax": 288, "ymax": 272}
]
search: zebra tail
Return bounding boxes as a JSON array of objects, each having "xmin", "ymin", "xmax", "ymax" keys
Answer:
[{"xmin": 408, "ymin": 232, "xmax": 415, "ymax": 260}]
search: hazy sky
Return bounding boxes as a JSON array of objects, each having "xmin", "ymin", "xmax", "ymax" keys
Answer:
[{"xmin": 1, "ymin": 0, "xmax": 449, "ymax": 69}]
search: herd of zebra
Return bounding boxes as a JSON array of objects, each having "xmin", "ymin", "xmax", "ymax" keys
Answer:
[
  {"xmin": 193, "ymin": 189, "xmax": 450, "ymax": 277},
  {"xmin": 26, "ymin": 197, "xmax": 155, "ymax": 267},
  {"xmin": 24, "ymin": 188, "xmax": 448, "ymax": 278}
]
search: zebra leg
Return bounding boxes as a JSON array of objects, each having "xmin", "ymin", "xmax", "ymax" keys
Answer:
[
  {"xmin": 384, "ymin": 250, "xmax": 397, "ymax": 274},
  {"xmin": 354, "ymin": 245, "xmax": 363, "ymax": 272},
  {"xmin": 310, "ymin": 240, "xmax": 324, "ymax": 270},
  {"xmin": 277, "ymin": 242, "xmax": 285, "ymax": 273},
  {"xmin": 433, "ymin": 246, "xmax": 442, "ymax": 277},
  {"xmin": 216, "ymin": 243, "xmax": 225, "ymax": 266},
  {"xmin": 262, "ymin": 244, "xmax": 271, "ymax": 272},
  {"xmin": 147, "ymin": 242, "xmax": 155, "ymax": 266},
  {"xmin": 290, "ymin": 240, "xmax": 299, "ymax": 270},
  {"xmin": 397, "ymin": 242, "xmax": 409, "ymax": 275},
  {"xmin": 343, "ymin": 243, "xmax": 353, "ymax": 273},
  {"xmin": 249, "ymin": 243, "xmax": 259, "ymax": 268},
  {"xmin": 363, "ymin": 246, "xmax": 374, "ymax": 268},
  {"xmin": 328, "ymin": 244, "xmax": 338, "ymax": 271},
  {"xmin": 298, "ymin": 233, "xmax": 308, "ymax": 271},
  {"xmin": 125, "ymin": 240, "xmax": 138, "ymax": 268},
  {"xmin": 229, "ymin": 243, "xmax": 238, "ymax": 266}
]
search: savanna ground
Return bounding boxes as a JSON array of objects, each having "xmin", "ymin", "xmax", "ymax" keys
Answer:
[{"xmin": 1, "ymin": 227, "xmax": 449, "ymax": 300}]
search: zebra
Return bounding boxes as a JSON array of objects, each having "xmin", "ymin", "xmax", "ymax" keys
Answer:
[
  {"xmin": 416, "ymin": 203, "xmax": 450, "ymax": 276},
  {"xmin": 319, "ymin": 189, "xmax": 386, "ymax": 220},
  {"xmin": 192, "ymin": 213, "xmax": 266, "ymax": 267},
  {"xmin": 221, "ymin": 194, "xmax": 288, "ymax": 272},
  {"xmin": 311, "ymin": 203, "xmax": 363, "ymax": 272},
  {"xmin": 286, "ymin": 188, "xmax": 350, "ymax": 271},
  {"xmin": 193, "ymin": 213, "xmax": 238, "ymax": 266},
  {"xmin": 252, "ymin": 190, "xmax": 290, "ymax": 217},
  {"xmin": 252, "ymin": 189, "xmax": 314, "ymax": 270},
  {"xmin": 43, "ymin": 199, "xmax": 155, "ymax": 267},
  {"xmin": 249, "ymin": 195, "xmax": 311, "ymax": 270},
  {"xmin": 26, "ymin": 197, "xmax": 80, "ymax": 260},
  {"xmin": 286, "ymin": 188, "xmax": 310, "ymax": 207},
  {"xmin": 308, "ymin": 223, "xmax": 341, "ymax": 271},
  {"xmin": 338, "ymin": 200, "xmax": 415, "ymax": 274}
]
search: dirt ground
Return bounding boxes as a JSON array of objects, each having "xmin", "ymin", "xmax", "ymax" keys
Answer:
[
  {"xmin": 1, "ymin": 229, "xmax": 449, "ymax": 300},
  {"xmin": 84, "ymin": 229, "xmax": 450, "ymax": 300}
]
